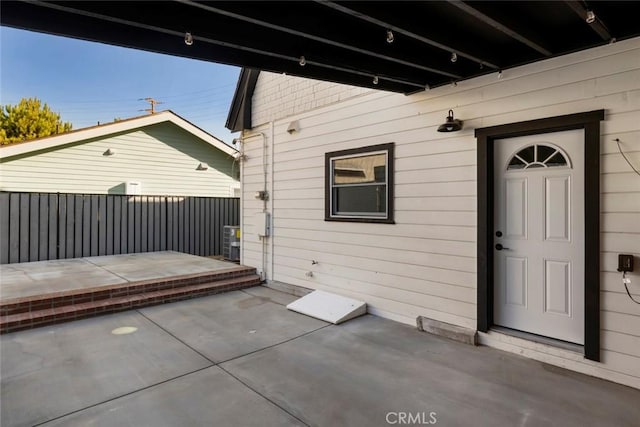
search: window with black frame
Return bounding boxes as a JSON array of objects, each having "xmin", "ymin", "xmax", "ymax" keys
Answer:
[{"xmin": 325, "ymin": 143, "xmax": 394, "ymax": 223}]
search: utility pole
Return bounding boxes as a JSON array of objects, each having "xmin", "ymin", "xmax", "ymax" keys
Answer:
[{"xmin": 138, "ymin": 97, "xmax": 163, "ymax": 114}]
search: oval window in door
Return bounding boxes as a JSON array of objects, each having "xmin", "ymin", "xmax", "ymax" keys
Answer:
[{"xmin": 507, "ymin": 143, "xmax": 570, "ymax": 170}]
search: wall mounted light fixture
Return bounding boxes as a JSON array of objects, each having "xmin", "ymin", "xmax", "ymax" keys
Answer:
[
  {"xmin": 287, "ymin": 120, "xmax": 300, "ymax": 134},
  {"xmin": 196, "ymin": 162, "xmax": 209, "ymax": 170},
  {"xmin": 103, "ymin": 148, "xmax": 115, "ymax": 156},
  {"xmin": 437, "ymin": 110, "xmax": 463, "ymax": 133}
]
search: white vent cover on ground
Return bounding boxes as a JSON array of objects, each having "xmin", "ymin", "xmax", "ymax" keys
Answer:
[{"xmin": 286, "ymin": 290, "xmax": 367, "ymax": 324}]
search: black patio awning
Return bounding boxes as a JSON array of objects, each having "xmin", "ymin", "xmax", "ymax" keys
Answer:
[{"xmin": 1, "ymin": 1, "xmax": 638, "ymax": 94}]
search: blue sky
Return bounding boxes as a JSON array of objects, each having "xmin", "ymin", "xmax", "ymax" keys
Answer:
[{"xmin": 1, "ymin": 27, "xmax": 241, "ymax": 143}]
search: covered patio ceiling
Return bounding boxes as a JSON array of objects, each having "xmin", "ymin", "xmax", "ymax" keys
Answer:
[{"xmin": 1, "ymin": 1, "xmax": 639, "ymax": 94}]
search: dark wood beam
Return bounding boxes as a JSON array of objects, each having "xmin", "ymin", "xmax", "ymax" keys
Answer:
[
  {"xmin": 564, "ymin": 1, "xmax": 612, "ymax": 42},
  {"xmin": 448, "ymin": 0, "xmax": 552, "ymax": 56},
  {"xmin": 177, "ymin": 0, "xmax": 460, "ymax": 80},
  {"xmin": 17, "ymin": 0, "xmax": 427, "ymax": 92},
  {"xmin": 317, "ymin": 0, "xmax": 499, "ymax": 70},
  {"xmin": 1, "ymin": 1, "xmax": 417, "ymax": 93}
]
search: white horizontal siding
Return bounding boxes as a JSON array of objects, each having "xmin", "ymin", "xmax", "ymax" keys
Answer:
[
  {"xmin": 241, "ymin": 37, "xmax": 640, "ymax": 388},
  {"xmin": 601, "ymin": 135, "xmax": 640, "ymax": 276},
  {"xmin": 0, "ymin": 122, "xmax": 238, "ymax": 197}
]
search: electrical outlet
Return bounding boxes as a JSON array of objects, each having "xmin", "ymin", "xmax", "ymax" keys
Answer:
[{"xmin": 617, "ymin": 254, "xmax": 634, "ymax": 272}]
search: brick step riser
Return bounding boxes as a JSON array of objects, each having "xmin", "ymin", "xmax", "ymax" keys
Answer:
[
  {"xmin": 1, "ymin": 268, "xmax": 257, "ymax": 316},
  {"xmin": 1, "ymin": 275, "xmax": 262, "ymax": 334}
]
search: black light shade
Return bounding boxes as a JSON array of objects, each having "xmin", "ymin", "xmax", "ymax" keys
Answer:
[{"xmin": 437, "ymin": 109, "xmax": 463, "ymax": 132}]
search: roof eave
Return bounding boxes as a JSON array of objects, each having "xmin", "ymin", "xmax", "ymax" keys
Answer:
[
  {"xmin": 0, "ymin": 110, "xmax": 236, "ymax": 159},
  {"xmin": 225, "ymin": 68, "xmax": 260, "ymax": 132}
]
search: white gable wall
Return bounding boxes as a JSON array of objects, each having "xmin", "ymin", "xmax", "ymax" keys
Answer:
[
  {"xmin": 241, "ymin": 37, "xmax": 640, "ymax": 388},
  {"xmin": 252, "ymin": 72, "xmax": 373, "ymax": 125},
  {"xmin": 1, "ymin": 122, "xmax": 238, "ymax": 197}
]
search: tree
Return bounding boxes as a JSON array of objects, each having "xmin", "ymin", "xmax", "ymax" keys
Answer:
[{"xmin": 0, "ymin": 98, "xmax": 72, "ymax": 145}]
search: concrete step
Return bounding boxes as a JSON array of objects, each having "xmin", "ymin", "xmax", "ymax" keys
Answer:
[{"xmin": 1, "ymin": 267, "xmax": 261, "ymax": 334}]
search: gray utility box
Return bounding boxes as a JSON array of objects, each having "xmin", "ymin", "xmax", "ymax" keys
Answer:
[{"xmin": 223, "ymin": 225, "xmax": 241, "ymax": 262}]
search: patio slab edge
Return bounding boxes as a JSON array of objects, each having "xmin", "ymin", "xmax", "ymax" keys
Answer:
[{"xmin": 1, "ymin": 266, "xmax": 257, "ymax": 313}]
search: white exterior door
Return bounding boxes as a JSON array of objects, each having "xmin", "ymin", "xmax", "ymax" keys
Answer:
[{"xmin": 494, "ymin": 129, "xmax": 584, "ymax": 344}]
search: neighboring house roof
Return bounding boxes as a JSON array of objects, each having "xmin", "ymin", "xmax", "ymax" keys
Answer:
[
  {"xmin": 225, "ymin": 68, "xmax": 260, "ymax": 132},
  {"xmin": 0, "ymin": 110, "xmax": 237, "ymax": 159}
]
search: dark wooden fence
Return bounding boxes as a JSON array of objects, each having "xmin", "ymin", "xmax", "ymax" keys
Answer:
[{"xmin": 0, "ymin": 192, "xmax": 239, "ymax": 264}]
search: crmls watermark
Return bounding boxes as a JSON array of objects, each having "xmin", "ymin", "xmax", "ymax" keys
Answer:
[{"xmin": 386, "ymin": 411, "xmax": 437, "ymax": 425}]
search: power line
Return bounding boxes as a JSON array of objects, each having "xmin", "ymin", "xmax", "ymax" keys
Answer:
[
  {"xmin": 57, "ymin": 99, "xmax": 232, "ymax": 113},
  {"xmin": 154, "ymin": 84, "xmax": 237, "ymax": 99},
  {"xmin": 58, "ymin": 99, "xmax": 232, "ymax": 115},
  {"xmin": 21, "ymin": 83, "xmax": 238, "ymax": 106},
  {"xmin": 23, "ymin": 86, "xmax": 237, "ymax": 115}
]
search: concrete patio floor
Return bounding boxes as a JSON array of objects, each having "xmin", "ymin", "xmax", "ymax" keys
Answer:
[
  {"xmin": 0, "ymin": 251, "xmax": 238, "ymax": 300},
  {"xmin": 2, "ymin": 286, "xmax": 639, "ymax": 427}
]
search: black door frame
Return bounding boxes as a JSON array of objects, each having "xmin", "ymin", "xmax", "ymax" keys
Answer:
[{"xmin": 475, "ymin": 110, "xmax": 604, "ymax": 362}]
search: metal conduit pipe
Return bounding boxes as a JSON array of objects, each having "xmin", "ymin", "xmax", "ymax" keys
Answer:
[{"xmin": 236, "ymin": 131, "xmax": 268, "ymax": 281}]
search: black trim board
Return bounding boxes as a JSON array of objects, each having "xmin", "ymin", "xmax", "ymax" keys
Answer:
[
  {"xmin": 226, "ymin": 68, "xmax": 260, "ymax": 132},
  {"xmin": 475, "ymin": 109, "xmax": 604, "ymax": 362}
]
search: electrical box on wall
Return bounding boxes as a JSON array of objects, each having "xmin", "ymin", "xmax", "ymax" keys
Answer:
[
  {"xmin": 617, "ymin": 254, "xmax": 634, "ymax": 272},
  {"xmin": 255, "ymin": 212, "xmax": 270, "ymax": 237}
]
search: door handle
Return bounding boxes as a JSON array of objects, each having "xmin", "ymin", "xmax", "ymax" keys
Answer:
[{"xmin": 495, "ymin": 244, "xmax": 510, "ymax": 251}]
